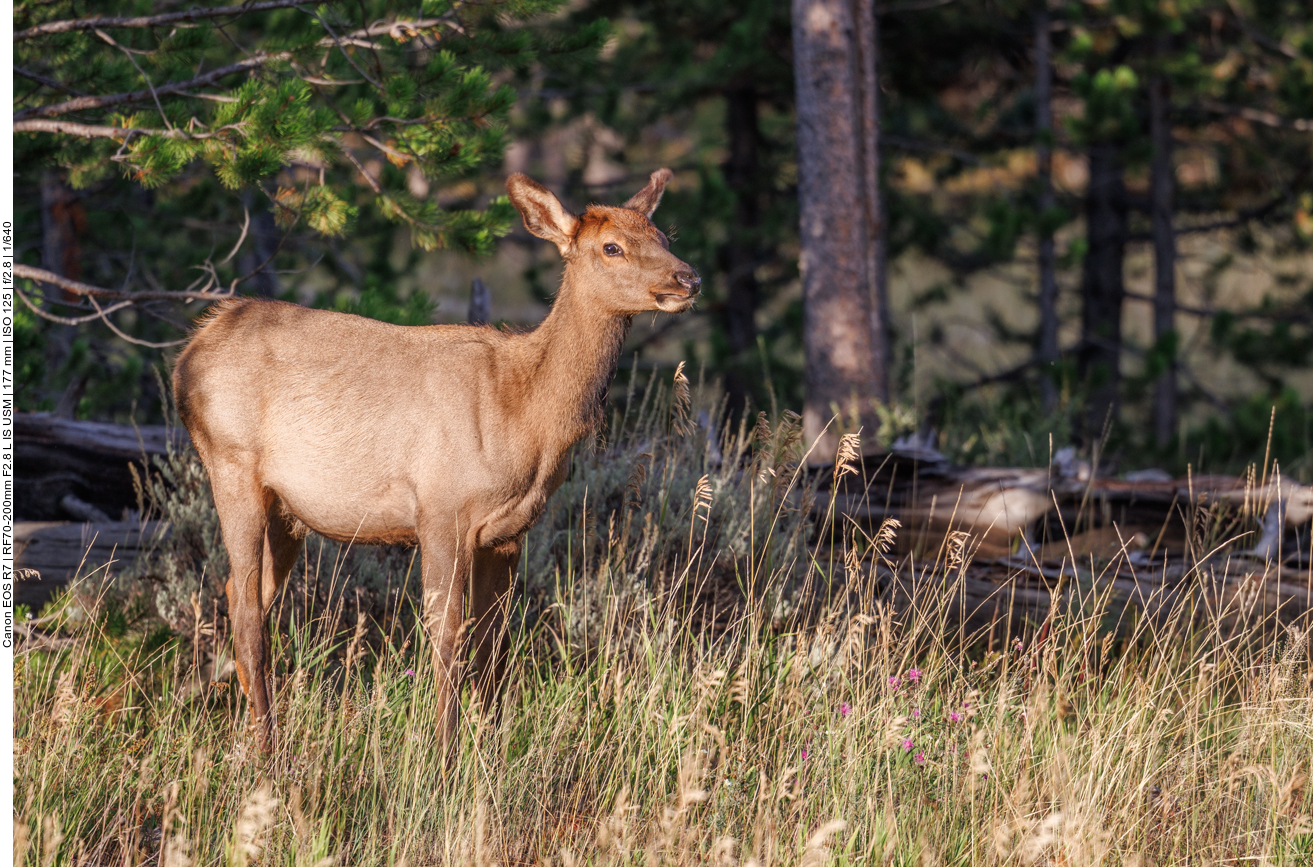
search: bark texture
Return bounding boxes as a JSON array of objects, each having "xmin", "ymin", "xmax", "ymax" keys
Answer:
[
  {"xmin": 856, "ymin": 0, "xmax": 890, "ymax": 401},
  {"xmin": 793, "ymin": 0, "xmax": 886, "ymax": 457},
  {"xmin": 1079, "ymin": 142, "xmax": 1127, "ymax": 438}
]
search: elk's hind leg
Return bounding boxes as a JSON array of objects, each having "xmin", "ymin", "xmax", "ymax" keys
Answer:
[
  {"xmin": 469, "ymin": 544, "xmax": 516, "ymax": 711},
  {"xmin": 210, "ymin": 462, "xmax": 277, "ymax": 751},
  {"xmin": 261, "ymin": 503, "xmax": 302, "ymax": 613}
]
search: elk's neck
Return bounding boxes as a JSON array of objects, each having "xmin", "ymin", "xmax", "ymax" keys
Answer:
[{"xmin": 525, "ymin": 285, "xmax": 632, "ymax": 446}]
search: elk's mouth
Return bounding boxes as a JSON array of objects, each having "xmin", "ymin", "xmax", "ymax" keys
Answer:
[{"xmin": 653, "ymin": 292, "xmax": 696, "ymax": 312}]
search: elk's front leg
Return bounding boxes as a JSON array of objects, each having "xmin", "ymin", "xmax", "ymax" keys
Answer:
[
  {"xmin": 469, "ymin": 544, "xmax": 517, "ymax": 710},
  {"xmin": 419, "ymin": 528, "xmax": 471, "ymax": 754}
]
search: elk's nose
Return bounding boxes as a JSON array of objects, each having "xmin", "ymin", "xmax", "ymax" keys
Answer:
[{"xmin": 675, "ymin": 269, "xmax": 701, "ymax": 294}]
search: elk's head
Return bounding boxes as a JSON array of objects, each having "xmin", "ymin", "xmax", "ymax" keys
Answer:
[{"xmin": 507, "ymin": 169, "xmax": 701, "ymax": 315}]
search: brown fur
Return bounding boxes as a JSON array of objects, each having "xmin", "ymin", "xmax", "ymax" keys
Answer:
[{"xmin": 173, "ymin": 170, "xmax": 698, "ymax": 752}]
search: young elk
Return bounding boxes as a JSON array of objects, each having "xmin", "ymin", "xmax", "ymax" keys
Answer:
[{"xmin": 173, "ymin": 170, "xmax": 698, "ymax": 752}]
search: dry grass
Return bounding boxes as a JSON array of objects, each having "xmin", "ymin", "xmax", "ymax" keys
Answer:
[{"xmin": 13, "ymin": 376, "xmax": 1313, "ymax": 865}]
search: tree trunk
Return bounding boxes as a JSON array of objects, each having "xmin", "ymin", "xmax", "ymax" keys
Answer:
[
  {"xmin": 1034, "ymin": 5, "xmax": 1060, "ymax": 414},
  {"xmin": 793, "ymin": 0, "xmax": 886, "ymax": 458},
  {"xmin": 1149, "ymin": 57, "xmax": 1177, "ymax": 449},
  {"xmin": 722, "ymin": 85, "xmax": 762, "ymax": 419},
  {"xmin": 1078, "ymin": 142, "xmax": 1127, "ymax": 438},
  {"xmin": 856, "ymin": 0, "xmax": 890, "ymax": 403},
  {"xmin": 40, "ymin": 172, "xmax": 83, "ymax": 287}
]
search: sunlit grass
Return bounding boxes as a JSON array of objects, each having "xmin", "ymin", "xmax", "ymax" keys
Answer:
[{"xmin": 14, "ymin": 373, "xmax": 1313, "ymax": 865}]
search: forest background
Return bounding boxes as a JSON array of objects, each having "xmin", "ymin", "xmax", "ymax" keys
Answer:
[
  {"xmin": 12, "ymin": 4, "xmax": 1313, "ymax": 863},
  {"xmin": 13, "ymin": 0, "xmax": 1313, "ymax": 478}
]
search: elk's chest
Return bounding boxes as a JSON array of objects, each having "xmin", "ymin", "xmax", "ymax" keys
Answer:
[{"xmin": 471, "ymin": 445, "xmax": 572, "ymax": 548}]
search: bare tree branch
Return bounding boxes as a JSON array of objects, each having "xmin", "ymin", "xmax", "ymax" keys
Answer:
[
  {"xmin": 13, "ymin": 65, "xmax": 86, "ymax": 95},
  {"xmin": 884, "ymin": 134, "xmax": 984, "ymax": 166},
  {"xmin": 219, "ymin": 207, "xmax": 252, "ymax": 266},
  {"xmin": 1125, "ymin": 291, "xmax": 1313, "ymax": 324},
  {"xmin": 1125, "ymin": 192, "xmax": 1288, "ymax": 242},
  {"xmin": 16, "ymin": 287, "xmax": 135, "ymax": 324},
  {"xmin": 13, "ymin": 118, "xmax": 238, "ymax": 139},
  {"xmin": 15, "ymin": 263, "xmax": 235, "ymax": 302},
  {"xmin": 1199, "ymin": 99, "xmax": 1313, "ymax": 132},
  {"xmin": 90, "ymin": 296, "xmax": 191, "ymax": 347},
  {"xmin": 13, "ymin": 52, "xmax": 290, "ymax": 121},
  {"xmin": 18, "ymin": 287, "xmax": 189, "ymax": 347},
  {"xmin": 97, "ymin": 28, "xmax": 176, "ymax": 131},
  {"xmin": 294, "ymin": 3, "xmax": 384, "ymax": 91},
  {"xmin": 1226, "ymin": 8, "xmax": 1300, "ymax": 60},
  {"xmin": 17, "ymin": 2, "xmax": 464, "ymax": 46},
  {"xmin": 879, "ymin": 0, "xmax": 956, "ymax": 13},
  {"xmin": 14, "ymin": 0, "xmax": 308, "ymax": 42}
]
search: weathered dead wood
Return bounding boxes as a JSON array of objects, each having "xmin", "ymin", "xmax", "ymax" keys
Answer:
[
  {"xmin": 14, "ymin": 520, "xmax": 162, "ymax": 610},
  {"xmin": 15, "ymin": 412, "xmax": 189, "ymax": 521},
  {"xmin": 812, "ymin": 448, "xmax": 1313, "ymax": 630},
  {"xmin": 817, "ymin": 449, "xmax": 1312, "ymax": 563}
]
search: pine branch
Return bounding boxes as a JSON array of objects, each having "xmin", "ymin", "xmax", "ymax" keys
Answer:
[
  {"xmin": 14, "ymin": 16, "xmax": 463, "ymax": 122},
  {"xmin": 13, "ymin": 52, "xmax": 290, "ymax": 121},
  {"xmin": 14, "ymin": 0, "xmax": 307, "ymax": 42}
]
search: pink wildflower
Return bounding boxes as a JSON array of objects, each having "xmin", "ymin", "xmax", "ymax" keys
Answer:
[
  {"xmin": 840, "ymin": 702, "xmax": 852, "ymax": 718},
  {"xmin": 914, "ymin": 751, "xmax": 925, "ymax": 765},
  {"xmin": 404, "ymin": 669, "xmax": 415, "ymax": 677},
  {"xmin": 911, "ymin": 707, "xmax": 921, "ymax": 720},
  {"xmin": 888, "ymin": 675, "xmax": 901, "ymax": 689},
  {"xmin": 949, "ymin": 711, "xmax": 962, "ymax": 723},
  {"xmin": 801, "ymin": 746, "xmax": 810, "ymax": 760},
  {"xmin": 902, "ymin": 738, "xmax": 914, "ymax": 752},
  {"xmin": 906, "ymin": 668, "xmax": 921, "ymax": 682}
]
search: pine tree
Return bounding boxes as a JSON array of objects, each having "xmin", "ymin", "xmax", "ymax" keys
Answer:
[{"xmin": 14, "ymin": 0, "xmax": 604, "ymax": 418}]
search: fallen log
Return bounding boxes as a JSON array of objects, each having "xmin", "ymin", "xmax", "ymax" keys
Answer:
[
  {"xmin": 15, "ymin": 412, "xmax": 189, "ymax": 521},
  {"xmin": 815, "ymin": 447, "xmax": 1313, "ymax": 567},
  {"xmin": 14, "ymin": 520, "xmax": 162, "ymax": 611}
]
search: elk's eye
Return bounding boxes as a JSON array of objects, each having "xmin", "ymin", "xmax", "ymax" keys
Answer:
[{"xmin": 603, "ymin": 243, "xmax": 622, "ymax": 257}]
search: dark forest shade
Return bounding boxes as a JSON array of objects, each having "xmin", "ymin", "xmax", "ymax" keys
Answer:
[
  {"xmin": 1150, "ymin": 52, "xmax": 1178, "ymax": 449},
  {"xmin": 1035, "ymin": 4, "xmax": 1060, "ymax": 415},
  {"xmin": 1079, "ymin": 142, "xmax": 1127, "ymax": 439},
  {"xmin": 721, "ymin": 85, "xmax": 763, "ymax": 418}
]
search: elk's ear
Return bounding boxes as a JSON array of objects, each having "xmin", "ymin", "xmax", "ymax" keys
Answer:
[
  {"xmin": 622, "ymin": 168, "xmax": 673, "ymax": 219},
  {"xmin": 507, "ymin": 174, "xmax": 579, "ymax": 255}
]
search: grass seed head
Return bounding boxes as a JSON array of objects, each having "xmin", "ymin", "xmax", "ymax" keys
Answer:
[{"xmin": 231, "ymin": 783, "xmax": 279, "ymax": 867}]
